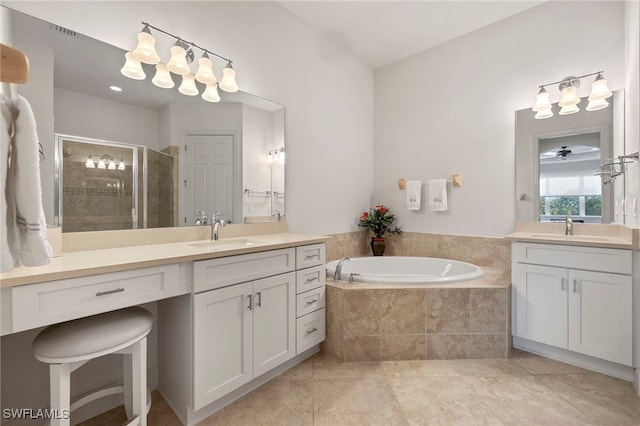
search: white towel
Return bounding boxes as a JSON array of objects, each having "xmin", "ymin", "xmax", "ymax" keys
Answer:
[
  {"xmin": 406, "ymin": 180, "xmax": 422, "ymax": 210},
  {"xmin": 1, "ymin": 94, "xmax": 52, "ymax": 272},
  {"xmin": 429, "ymin": 179, "xmax": 448, "ymax": 211}
]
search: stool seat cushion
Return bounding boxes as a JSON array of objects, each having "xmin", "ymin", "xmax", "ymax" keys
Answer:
[{"xmin": 33, "ymin": 307, "xmax": 153, "ymax": 364}]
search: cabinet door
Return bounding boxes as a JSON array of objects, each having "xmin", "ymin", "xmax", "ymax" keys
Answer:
[
  {"xmin": 253, "ymin": 272, "xmax": 296, "ymax": 377},
  {"xmin": 513, "ymin": 263, "xmax": 568, "ymax": 347},
  {"xmin": 568, "ymin": 270, "xmax": 632, "ymax": 366},
  {"xmin": 193, "ymin": 282, "xmax": 253, "ymax": 410}
]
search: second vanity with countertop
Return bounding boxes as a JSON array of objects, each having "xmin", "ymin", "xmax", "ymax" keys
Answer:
[
  {"xmin": 0, "ymin": 223, "xmax": 329, "ymax": 425},
  {"xmin": 506, "ymin": 222, "xmax": 638, "ymax": 381}
]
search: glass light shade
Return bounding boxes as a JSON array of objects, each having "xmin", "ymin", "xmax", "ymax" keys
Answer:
[
  {"xmin": 279, "ymin": 149, "xmax": 285, "ymax": 163},
  {"xmin": 167, "ymin": 45, "xmax": 191, "ymax": 75},
  {"xmin": 152, "ymin": 63, "xmax": 174, "ymax": 88},
  {"xmin": 532, "ymin": 88, "xmax": 551, "ymax": 112},
  {"xmin": 267, "ymin": 151, "xmax": 273, "ymax": 163},
  {"xmin": 558, "ymin": 86, "xmax": 580, "ymax": 107},
  {"xmin": 559, "ymin": 103, "xmax": 580, "ymax": 115},
  {"xmin": 118, "ymin": 159, "xmax": 126, "ymax": 171},
  {"xmin": 589, "ymin": 76, "xmax": 612, "ymax": 100},
  {"xmin": 535, "ymin": 108, "xmax": 553, "ymax": 119},
  {"xmin": 195, "ymin": 56, "xmax": 217, "ymax": 84},
  {"xmin": 219, "ymin": 63, "xmax": 239, "ymax": 92},
  {"xmin": 97, "ymin": 158, "xmax": 106, "ymax": 169},
  {"xmin": 178, "ymin": 74, "xmax": 199, "ymax": 96},
  {"xmin": 202, "ymin": 83, "xmax": 221, "ymax": 103},
  {"xmin": 85, "ymin": 156, "xmax": 95, "ymax": 168},
  {"xmin": 120, "ymin": 52, "xmax": 146, "ymax": 80},
  {"xmin": 586, "ymin": 98, "xmax": 609, "ymax": 111},
  {"xmin": 132, "ymin": 31, "xmax": 160, "ymax": 64},
  {"xmin": 108, "ymin": 159, "xmax": 117, "ymax": 170}
]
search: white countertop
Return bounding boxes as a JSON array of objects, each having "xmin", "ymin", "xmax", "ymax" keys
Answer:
[
  {"xmin": 505, "ymin": 222, "xmax": 637, "ymax": 249},
  {"xmin": 0, "ymin": 231, "xmax": 330, "ymax": 288}
]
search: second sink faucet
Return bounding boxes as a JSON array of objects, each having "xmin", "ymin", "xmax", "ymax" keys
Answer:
[
  {"xmin": 565, "ymin": 212, "xmax": 574, "ymax": 236},
  {"xmin": 211, "ymin": 210, "xmax": 227, "ymax": 241}
]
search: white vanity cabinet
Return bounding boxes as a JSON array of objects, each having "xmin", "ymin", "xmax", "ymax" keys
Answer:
[
  {"xmin": 192, "ymin": 249, "xmax": 296, "ymax": 410},
  {"xmin": 512, "ymin": 242, "xmax": 632, "ymax": 366}
]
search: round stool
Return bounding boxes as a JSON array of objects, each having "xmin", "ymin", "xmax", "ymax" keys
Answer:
[{"xmin": 32, "ymin": 307, "xmax": 153, "ymax": 426}]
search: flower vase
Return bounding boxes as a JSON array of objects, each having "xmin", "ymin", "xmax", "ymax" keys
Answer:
[{"xmin": 371, "ymin": 237, "xmax": 386, "ymax": 256}]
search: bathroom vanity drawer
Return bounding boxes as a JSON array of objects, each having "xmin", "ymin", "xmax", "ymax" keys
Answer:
[
  {"xmin": 296, "ymin": 309, "xmax": 326, "ymax": 354},
  {"xmin": 296, "ymin": 244, "xmax": 326, "ymax": 270},
  {"xmin": 9, "ymin": 264, "xmax": 180, "ymax": 333},
  {"xmin": 193, "ymin": 248, "xmax": 295, "ymax": 293},
  {"xmin": 512, "ymin": 242, "xmax": 631, "ymax": 274},
  {"xmin": 296, "ymin": 265, "xmax": 326, "ymax": 294},
  {"xmin": 296, "ymin": 286, "xmax": 325, "ymax": 318}
]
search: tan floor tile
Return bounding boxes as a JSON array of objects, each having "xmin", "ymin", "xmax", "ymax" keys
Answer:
[
  {"xmin": 512, "ymin": 353, "xmax": 592, "ymax": 375},
  {"xmin": 463, "ymin": 375, "xmax": 596, "ymax": 425},
  {"xmin": 537, "ymin": 373, "xmax": 640, "ymax": 424},
  {"xmin": 388, "ymin": 376, "xmax": 504, "ymax": 425},
  {"xmin": 447, "ymin": 359, "xmax": 530, "ymax": 376},
  {"xmin": 313, "ymin": 378, "xmax": 409, "ymax": 425},
  {"xmin": 214, "ymin": 379, "xmax": 313, "ymax": 426}
]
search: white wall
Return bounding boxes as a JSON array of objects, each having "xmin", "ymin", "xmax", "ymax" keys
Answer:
[
  {"xmin": 54, "ymin": 87, "xmax": 161, "ymax": 149},
  {"xmin": 625, "ymin": 0, "xmax": 640, "ymax": 228},
  {"xmin": 6, "ymin": 0, "xmax": 375, "ymax": 236},
  {"xmin": 374, "ymin": 1, "xmax": 625, "ymax": 237}
]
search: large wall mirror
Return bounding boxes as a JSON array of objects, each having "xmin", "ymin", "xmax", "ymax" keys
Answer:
[
  {"xmin": 515, "ymin": 91, "xmax": 625, "ymax": 224},
  {"xmin": 4, "ymin": 6, "xmax": 285, "ymax": 232}
]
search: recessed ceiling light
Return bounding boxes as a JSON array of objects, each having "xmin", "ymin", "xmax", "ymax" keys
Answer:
[{"xmin": 109, "ymin": 85, "xmax": 123, "ymax": 92}]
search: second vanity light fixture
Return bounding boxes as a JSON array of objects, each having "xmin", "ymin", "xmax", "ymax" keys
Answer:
[
  {"xmin": 532, "ymin": 71, "xmax": 612, "ymax": 119},
  {"xmin": 120, "ymin": 22, "xmax": 239, "ymax": 102}
]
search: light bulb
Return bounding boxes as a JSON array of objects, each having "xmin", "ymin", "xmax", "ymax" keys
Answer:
[
  {"xmin": 195, "ymin": 54, "xmax": 217, "ymax": 84},
  {"xmin": 178, "ymin": 74, "xmax": 199, "ymax": 96},
  {"xmin": 586, "ymin": 98, "xmax": 609, "ymax": 111},
  {"xmin": 219, "ymin": 61, "xmax": 239, "ymax": 92},
  {"xmin": 589, "ymin": 73, "xmax": 612, "ymax": 101},
  {"xmin": 120, "ymin": 52, "xmax": 146, "ymax": 80},
  {"xmin": 85, "ymin": 156, "xmax": 96, "ymax": 168},
  {"xmin": 152, "ymin": 63, "xmax": 174, "ymax": 89},
  {"xmin": 202, "ymin": 83, "xmax": 221, "ymax": 103},
  {"xmin": 559, "ymin": 86, "xmax": 580, "ymax": 107},
  {"xmin": 132, "ymin": 28, "xmax": 160, "ymax": 64},
  {"xmin": 167, "ymin": 44, "xmax": 191, "ymax": 75},
  {"xmin": 532, "ymin": 87, "xmax": 551, "ymax": 112}
]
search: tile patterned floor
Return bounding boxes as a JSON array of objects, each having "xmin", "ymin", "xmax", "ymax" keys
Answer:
[{"xmin": 81, "ymin": 350, "xmax": 640, "ymax": 425}]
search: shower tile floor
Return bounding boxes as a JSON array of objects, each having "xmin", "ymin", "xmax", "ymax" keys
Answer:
[{"xmin": 80, "ymin": 350, "xmax": 640, "ymax": 425}]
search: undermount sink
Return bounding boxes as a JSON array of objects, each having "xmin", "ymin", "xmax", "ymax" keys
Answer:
[
  {"xmin": 531, "ymin": 234, "xmax": 611, "ymax": 242},
  {"xmin": 189, "ymin": 239, "xmax": 260, "ymax": 249}
]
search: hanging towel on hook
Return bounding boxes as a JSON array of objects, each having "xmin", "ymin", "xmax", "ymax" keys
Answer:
[
  {"xmin": 406, "ymin": 180, "xmax": 422, "ymax": 210},
  {"xmin": 1, "ymin": 94, "xmax": 52, "ymax": 272},
  {"xmin": 429, "ymin": 179, "xmax": 448, "ymax": 211}
]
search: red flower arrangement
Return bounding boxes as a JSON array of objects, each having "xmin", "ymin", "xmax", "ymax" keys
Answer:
[{"xmin": 358, "ymin": 204, "xmax": 401, "ymax": 238}]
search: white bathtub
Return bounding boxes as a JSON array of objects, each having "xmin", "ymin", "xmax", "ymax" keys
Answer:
[{"xmin": 325, "ymin": 256, "xmax": 484, "ymax": 284}]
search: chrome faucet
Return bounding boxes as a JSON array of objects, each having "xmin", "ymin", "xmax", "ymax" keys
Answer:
[
  {"xmin": 565, "ymin": 212, "xmax": 574, "ymax": 236},
  {"xmin": 333, "ymin": 257, "xmax": 350, "ymax": 281},
  {"xmin": 211, "ymin": 210, "xmax": 227, "ymax": 241},
  {"xmin": 272, "ymin": 210, "xmax": 281, "ymax": 222}
]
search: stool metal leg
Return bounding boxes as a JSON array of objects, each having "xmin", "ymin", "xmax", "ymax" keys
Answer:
[{"xmin": 50, "ymin": 363, "xmax": 71, "ymax": 426}]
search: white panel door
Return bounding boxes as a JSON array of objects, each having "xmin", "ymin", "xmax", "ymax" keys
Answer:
[
  {"xmin": 252, "ymin": 272, "xmax": 296, "ymax": 377},
  {"xmin": 184, "ymin": 134, "xmax": 234, "ymax": 225},
  {"xmin": 513, "ymin": 263, "xmax": 568, "ymax": 347},
  {"xmin": 193, "ymin": 282, "xmax": 252, "ymax": 410},
  {"xmin": 568, "ymin": 269, "xmax": 632, "ymax": 366}
]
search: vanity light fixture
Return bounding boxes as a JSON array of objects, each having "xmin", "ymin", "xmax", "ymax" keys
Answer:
[
  {"xmin": 121, "ymin": 22, "xmax": 239, "ymax": 100},
  {"xmin": 85, "ymin": 156, "xmax": 96, "ymax": 168},
  {"xmin": 532, "ymin": 71, "xmax": 612, "ymax": 119}
]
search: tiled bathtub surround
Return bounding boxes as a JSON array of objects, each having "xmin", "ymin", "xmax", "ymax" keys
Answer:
[
  {"xmin": 326, "ymin": 231, "xmax": 511, "ymax": 270},
  {"xmin": 323, "ymin": 270, "xmax": 511, "ymax": 362}
]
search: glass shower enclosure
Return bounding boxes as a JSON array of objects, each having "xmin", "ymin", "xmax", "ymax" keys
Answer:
[{"xmin": 55, "ymin": 135, "xmax": 174, "ymax": 232}]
